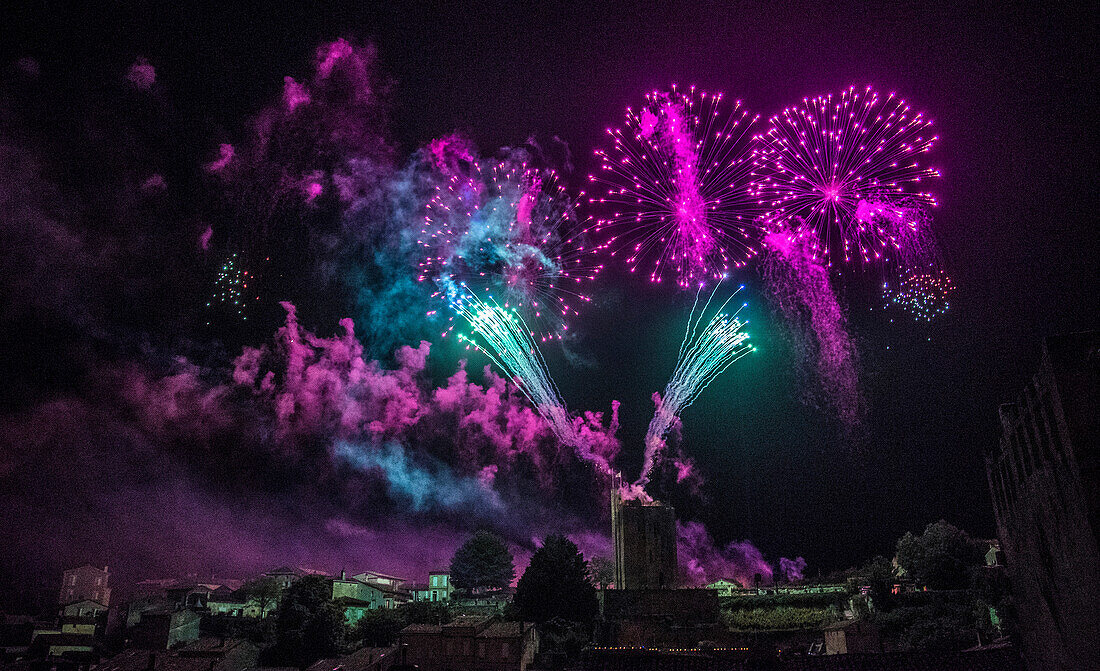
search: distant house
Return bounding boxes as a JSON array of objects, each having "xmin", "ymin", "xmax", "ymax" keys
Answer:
[
  {"xmin": 130, "ymin": 608, "xmax": 201, "ymax": 650},
  {"xmin": 60, "ymin": 565, "xmax": 111, "ymax": 608},
  {"xmin": 96, "ymin": 636, "xmax": 259, "ymax": 671},
  {"xmin": 398, "ymin": 615, "xmax": 537, "ymax": 671},
  {"xmin": 426, "ymin": 571, "xmax": 453, "ymax": 602},
  {"xmin": 264, "ymin": 566, "xmax": 329, "ymax": 590},
  {"xmin": 330, "ymin": 571, "xmax": 385, "ymax": 622},
  {"xmin": 59, "ymin": 615, "xmax": 99, "ymax": 637},
  {"xmin": 333, "ymin": 597, "xmax": 374, "ymax": 626},
  {"xmin": 61, "ymin": 598, "xmax": 109, "ymax": 617},
  {"xmin": 408, "ymin": 575, "xmax": 452, "ymax": 604},
  {"xmin": 332, "ymin": 572, "xmax": 385, "ymax": 606},
  {"xmin": 704, "ymin": 579, "xmax": 741, "ymax": 597},
  {"xmin": 824, "ymin": 620, "xmax": 882, "ymax": 655},
  {"xmin": 352, "ymin": 571, "xmax": 406, "ymax": 591},
  {"xmin": 453, "ymin": 587, "xmax": 514, "ymax": 614},
  {"xmin": 165, "ymin": 583, "xmax": 229, "ymax": 610},
  {"xmin": 29, "ymin": 632, "xmax": 99, "ymax": 660},
  {"xmin": 207, "ymin": 593, "xmax": 250, "ymax": 618}
]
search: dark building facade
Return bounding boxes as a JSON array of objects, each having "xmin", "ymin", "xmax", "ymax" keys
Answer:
[
  {"xmin": 397, "ymin": 615, "xmax": 537, "ymax": 671},
  {"xmin": 984, "ymin": 331, "xmax": 1100, "ymax": 671},
  {"xmin": 610, "ymin": 474, "xmax": 678, "ymax": 589}
]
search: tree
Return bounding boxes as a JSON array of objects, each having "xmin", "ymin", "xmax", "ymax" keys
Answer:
[
  {"xmin": 353, "ymin": 608, "xmax": 405, "ymax": 647},
  {"xmin": 450, "ymin": 531, "xmax": 514, "ymax": 591},
  {"xmin": 514, "ymin": 534, "xmax": 598, "ymax": 625},
  {"xmin": 895, "ymin": 521, "xmax": 983, "ymax": 590},
  {"xmin": 352, "ymin": 601, "xmax": 453, "ymax": 647},
  {"xmin": 854, "ymin": 555, "xmax": 895, "ymax": 610},
  {"xmin": 264, "ymin": 575, "xmax": 344, "ymax": 668},
  {"xmin": 588, "ymin": 555, "xmax": 614, "ymax": 590},
  {"xmin": 240, "ymin": 576, "xmax": 282, "ymax": 617}
]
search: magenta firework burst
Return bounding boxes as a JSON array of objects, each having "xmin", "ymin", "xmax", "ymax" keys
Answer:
[
  {"xmin": 417, "ymin": 160, "xmax": 600, "ymax": 341},
  {"xmin": 884, "ymin": 268, "xmax": 956, "ymax": 322},
  {"xmin": 587, "ymin": 85, "xmax": 762, "ymax": 287},
  {"xmin": 751, "ymin": 85, "xmax": 940, "ymax": 267}
]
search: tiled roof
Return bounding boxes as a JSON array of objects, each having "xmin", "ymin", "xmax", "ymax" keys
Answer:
[
  {"xmin": 399, "ymin": 623, "xmax": 442, "ymax": 634},
  {"xmin": 96, "ymin": 638, "xmax": 259, "ymax": 671},
  {"xmin": 478, "ymin": 622, "xmax": 526, "ymax": 639},
  {"xmin": 305, "ymin": 647, "xmax": 396, "ymax": 671}
]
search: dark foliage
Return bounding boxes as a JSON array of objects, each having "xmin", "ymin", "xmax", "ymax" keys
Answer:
[
  {"xmin": 896, "ymin": 520, "xmax": 984, "ymax": 590},
  {"xmin": 514, "ymin": 534, "xmax": 597, "ymax": 625},
  {"xmin": 263, "ymin": 575, "xmax": 344, "ymax": 668},
  {"xmin": 450, "ymin": 530, "xmax": 514, "ymax": 591},
  {"xmin": 352, "ymin": 600, "xmax": 453, "ymax": 647}
]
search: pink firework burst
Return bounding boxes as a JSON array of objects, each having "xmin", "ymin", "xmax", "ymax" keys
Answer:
[
  {"xmin": 587, "ymin": 85, "xmax": 763, "ymax": 287},
  {"xmin": 751, "ymin": 85, "xmax": 940, "ymax": 267},
  {"xmin": 417, "ymin": 160, "xmax": 601, "ymax": 342}
]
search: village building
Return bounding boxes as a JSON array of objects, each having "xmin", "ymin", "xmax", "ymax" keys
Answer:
[
  {"xmin": 60, "ymin": 565, "xmax": 111, "ymax": 608},
  {"xmin": 397, "ymin": 614, "xmax": 538, "ymax": 671}
]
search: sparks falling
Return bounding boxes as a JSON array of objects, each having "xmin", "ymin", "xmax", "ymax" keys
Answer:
[
  {"xmin": 206, "ymin": 251, "xmax": 253, "ymax": 324},
  {"xmin": 636, "ymin": 281, "xmax": 755, "ymax": 488},
  {"xmin": 751, "ymin": 85, "xmax": 940, "ymax": 267},
  {"xmin": 884, "ymin": 268, "xmax": 956, "ymax": 322},
  {"xmin": 588, "ymin": 85, "xmax": 763, "ymax": 288},
  {"xmin": 450, "ymin": 288, "xmax": 576, "ymax": 445}
]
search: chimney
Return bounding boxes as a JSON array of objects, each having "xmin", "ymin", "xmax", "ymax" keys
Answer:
[{"xmin": 341, "ymin": 569, "xmax": 346, "ymax": 581}]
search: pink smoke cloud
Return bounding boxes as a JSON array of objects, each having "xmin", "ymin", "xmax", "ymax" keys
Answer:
[
  {"xmin": 677, "ymin": 521, "xmax": 774, "ymax": 588},
  {"xmin": 205, "ymin": 143, "xmax": 235, "ymax": 173},
  {"xmin": 283, "ymin": 76, "xmax": 311, "ymax": 112},
  {"xmin": 126, "ymin": 58, "xmax": 156, "ymax": 90},
  {"xmin": 764, "ymin": 231, "xmax": 864, "ymax": 432}
]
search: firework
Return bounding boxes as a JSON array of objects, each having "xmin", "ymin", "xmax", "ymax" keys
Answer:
[
  {"xmin": 636, "ymin": 281, "xmax": 754, "ymax": 487},
  {"xmin": 588, "ymin": 85, "xmax": 762, "ymax": 287},
  {"xmin": 450, "ymin": 287, "xmax": 576, "ymax": 444},
  {"xmin": 751, "ymin": 85, "xmax": 940, "ymax": 267},
  {"xmin": 884, "ymin": 268, "xmax": 956, "ymax": 321},
  {"xmin": 418, "ymin": 160, "xmax": 600, "ymax": 342},
  {"xmin": 206, "ymin": 251, "xmax": 253, "ymax": 323}
]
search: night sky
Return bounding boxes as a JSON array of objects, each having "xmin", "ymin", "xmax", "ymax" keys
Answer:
[{"xmin": 1, "ymin": 0, "xmax": 1096, "ymax": 594}]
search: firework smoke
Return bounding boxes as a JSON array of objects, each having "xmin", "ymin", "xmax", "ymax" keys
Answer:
[
  {"xmin": 763, "ymin": 230, "xmax": 864, "ymax": 432},
  {"xmin": 418, "ymin": 152, "xmax": 600, "ymax": 342}
]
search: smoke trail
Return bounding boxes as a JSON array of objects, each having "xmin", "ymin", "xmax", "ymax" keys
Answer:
[
  {"xmin": 763, "ymin": 230, "xmax": 864, "ymax": 433},
  {"xmin": 636, "ymin": 282, "xmax": 754, "ymax": 489}
]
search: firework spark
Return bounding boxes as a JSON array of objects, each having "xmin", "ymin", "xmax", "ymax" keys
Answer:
[
  {"xmin": 636, "ymin": 281, "xmax": 754, "ymax": 488},
  {"xmin": 450, "ymin": 287, "xmax": 575, "ymax": 442},
  {"xmin": 206, "ymin": 251, "xmax": 254, "ymax": 324},
  {"xmin": 588, "ymin": 85, "xmax": 762, "ymax": 287},
  {"xmin": 884, "ymin": 268, "xmax": 956, "ymax": 322},
  {"xmin": 419, "ymin": 160, "xmax": 600, "ymax": 341},
  {"xmin": 751, "ymin": 85, "xmax": 940, "ymax": 267}
]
